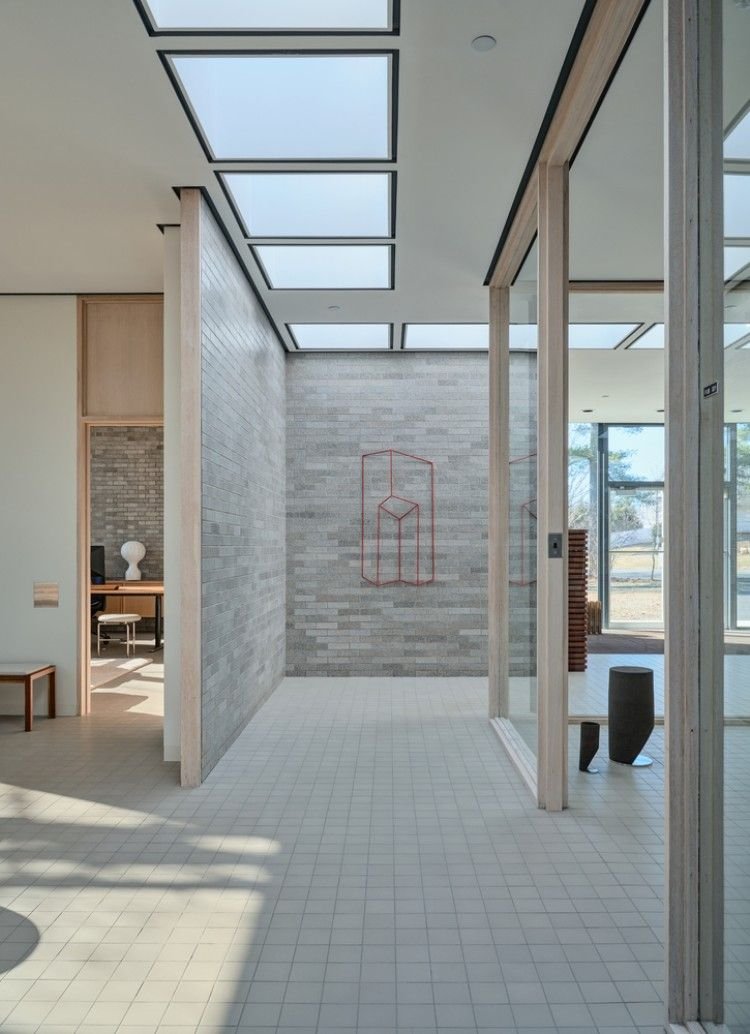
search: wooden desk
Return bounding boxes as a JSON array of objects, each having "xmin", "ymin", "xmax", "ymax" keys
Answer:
[
  {"xmin": 0, "ymin": 664, "xmax": 56, "ymax": 731},
  {"xmin": 91, "ymin": 582, "xmax": 164, "ymax": 650}
]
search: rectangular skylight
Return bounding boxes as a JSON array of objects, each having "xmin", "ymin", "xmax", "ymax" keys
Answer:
[
  {"xmin": 628, "ymin": 324, "xmax": 664, "ymax": 349},
  {"xmin": 568, "ymin": 324, "xmax": 639, "ymax": 349},
  {"xmin": 725, "ymin": 246, "xmax": 750, "ymax": 281},
  {"xmin": 403, "ymin": 325, "xmax": 488, "ymax": 350},
  {"xmin": 254, "ymin": 245, "xmax": 392, "ymax": 289},
  {"xmin": 726, "ymin": 109, "xmax": 750, "ymax": 160},
  {"xmin": 725, "ymin": 173, "xmax": 750, "ymax": 238},
  {"xmin": 220, "ymin": 172, "xmax": 392, "ymax": 238},
  {"xmin": 143, "ymin": 0, "xmax": 392, "ymax": 32},
  {"xmin": 289, "ymin": 324, "xmax": 391, "ymax": 350},
  {"xmin": 168, "ymin": 53, "xmax": 393, "ymax": 161}
]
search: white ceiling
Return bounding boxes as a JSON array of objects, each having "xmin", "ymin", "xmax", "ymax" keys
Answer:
[
  {"xmin": 0, "ymin": 0, "xmax": 584, "ymax": 349},
  {"xmin": 1, "ymin": 0, "xmax": 747, "ymax": 423}
]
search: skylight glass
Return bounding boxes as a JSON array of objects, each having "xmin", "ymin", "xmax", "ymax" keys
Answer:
[
  {"xmin": 628, "ymin": 324, "xmax": 664, "ymax": 349},
  {"xmin": 255, "ymin": 245, "xmax": 392, "ymax": 289},
  {"xmin": 145, "ymin": 0, "xmax": 391, "ymax": 31},
  {"xmin": 725, "ymin": 109, "xmax": 750, "ymax": 160},
  {"xmin": 725, "ymin": 246, "xmax": 750, "ymax": 281},
  {"xmin": 568, "ymin": 324, "xmax": 639, "ymax": 349},
  {"xmin": 403, "ymin": 325, "xmax": 488, "ymax": 350},
  {"xmin": 169, "ymin": 53, "xmax": 392, "ymax": 160},
  {"xmin": 221, "ymin": 172, "xmax": 392, "ymax": 238},
  {"xmin": 725, "ymin": 173, "xmax": 750, "ymax": 238},
  {"xmin": 290, "ymin": 324, "xmax": 390, "ymax": 350},
  {"xmin": 510, "ymin": 325, "xmax": 538, "ymax": 350}
]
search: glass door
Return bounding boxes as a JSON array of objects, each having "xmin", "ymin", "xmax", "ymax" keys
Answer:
[{"xmin": 607, "ymin": 486, "xmax": 664, "ymax": 627}]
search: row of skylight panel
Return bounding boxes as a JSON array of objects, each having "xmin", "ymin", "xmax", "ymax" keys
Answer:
[
  {"xmin": 289, "ymin": 323, "xmax": 750, "ymax": 351},
  {"xmin": 141, "ymin": 1, "xmax": 395, "ymax": 32}
]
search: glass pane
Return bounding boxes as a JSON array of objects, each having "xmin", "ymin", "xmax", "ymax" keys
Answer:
[
  {"xmin": 725, "ymin": 323, "xmax": 750, "ymax": 347},
  {"xmin": 221, "ymin": 172, "xmax": 391, "ymax": 238},
  {"xmin": 608, "ymin": 425, "xmax": 665, "ymax": 482},
  {"xmin": 568, "ymin": 323, "xmax": 639, "ymax": 349},
  {"xmin": 725, "ymin": 246, "xmax": 750, "ymax": 281},
  {"xmin": 255, "ymin": 245, "xmax": 392, "ymax": 289},
  {"xmin": 403, "ymin": 325, "xmax": 488, "ymax": 350},
  {"xmin": 725, "ymin": 108, "xmax": 750, "ymax": 159},
  {"xmin": 510, "ymin": 324, "xmax": 538, "ymax": 350},
  {"xmin": 146, "ymin": 0, "xmax": 391, "ymax": 30},
  {"xmin": 289, "ymin": 324, "xmax": 390, "ymax": 350},
  {"xmin": 629, "ymin": 323, "xmax": 665, "ymax": 349},
  {"xmin": 170, "ymin": 54, "xmax": 391, "ymax": 160},
  {"xmin": 508, "ymin": 240, "xmax": 538, "ymax": 757},
  {"xmin": 725, "ymin": 173, "xmax": 750, "ymax": 238},
  {"xmin": 724, "ymin": 9, "xmax": 750, "ymax": 1025},
  {"xmin": 569, "ymin": 423, "xmax": 599, "ymax": 601},
  {"xmin": 608, "ymin": 487, "xmax": 664, "ymax": 627}
]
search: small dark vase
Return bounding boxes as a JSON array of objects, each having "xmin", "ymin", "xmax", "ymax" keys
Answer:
[{"xmin": 579, "ymin": 721, "xmax": 600, "ymax": 773}]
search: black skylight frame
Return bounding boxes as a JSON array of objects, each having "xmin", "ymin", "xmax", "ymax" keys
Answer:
[
  {"xmin": 250, "ymin": 242, "xmax": 396, "ymax": 291},
  {"xmin": 159, "ymin": 49, "xmax": 399, "ymax": 163},
  {"xmin": 216, "ymin": 170, "xmax": 398, "ymax": 240},
  {"xmin": 286, "ymin": 322, "xmax": 395, "ymax": 351},
  {"xmin": 133, "ymin": 0, "xmax": 400, "ymax": 36},
  {"xmin": 399, "ymin": 323, "xmax": 490, "ymax": 352}
]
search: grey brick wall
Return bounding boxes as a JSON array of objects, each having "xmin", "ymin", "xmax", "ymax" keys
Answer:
[
  {"xmin": 200, "ymin": 200, "xmax": 286, "ymax": 779},
  {"xmin": 90, "ymin": 426, "xmax": 163, "ymax": 581},
  {"xmin": 286, "ymin": 353, "xmax": 489, "ymax": 676}
]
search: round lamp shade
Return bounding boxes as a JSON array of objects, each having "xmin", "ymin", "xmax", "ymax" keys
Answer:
[{"xmin": 121, "ymin": 540, "xmax": 146, "ymax": 581}]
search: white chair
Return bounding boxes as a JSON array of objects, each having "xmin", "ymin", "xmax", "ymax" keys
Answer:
[{"xmin": 96, "ymin": 613, "xmax": 142, "ymax": 656}]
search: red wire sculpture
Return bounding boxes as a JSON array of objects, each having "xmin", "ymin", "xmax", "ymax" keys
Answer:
[{"xmin": 361, "ymin": 449, "xmax": 436, "ymax": 586}]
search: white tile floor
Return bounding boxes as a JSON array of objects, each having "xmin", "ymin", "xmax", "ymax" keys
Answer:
[{"xmin": 0, "ymin": 677, "xmax": 668, "ymax": 1033}]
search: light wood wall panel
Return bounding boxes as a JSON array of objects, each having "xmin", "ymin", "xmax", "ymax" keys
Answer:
[{"xmin": 81, "ymin": 297, "xmax": 163, "ymax": 419}]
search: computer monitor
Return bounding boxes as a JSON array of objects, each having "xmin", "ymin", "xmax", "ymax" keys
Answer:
[{"xmin": 90, "ymin": 544, "xmax": 106, "ymax": 582}]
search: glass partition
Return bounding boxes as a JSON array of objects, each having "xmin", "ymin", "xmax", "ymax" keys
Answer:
[
  {"xmin": 507, "ymin": 241, "xmax": 538, "ymax": 757},
  {"xmin": 723, "ymin": 0, "xmax": 750, "ymax": 1024}
]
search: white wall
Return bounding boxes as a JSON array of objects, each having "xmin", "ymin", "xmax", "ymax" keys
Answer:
[
  {"xmin": 0, "ymin": 297, "xmax": 78, "ymax": 715},
  {"xmin": 163, "ymin": 229, "xmax": 181, "ymax": 762}
]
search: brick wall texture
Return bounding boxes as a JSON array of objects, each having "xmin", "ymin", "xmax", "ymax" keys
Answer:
[
  {"xmin": 285, "ymin": 353, "xmax": 489, "ymax": 676},
  {"xmin": 200, "ymin": 200, "xmax": 286, "ymax": 779},
  {"xmin": 90, "ymin": 425, "xmax": 163, "ymax": 581}
]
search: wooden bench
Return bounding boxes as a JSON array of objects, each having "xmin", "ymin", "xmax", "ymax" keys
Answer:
[{"xmin": 0, "ymin": 664, "xmax": 56, "ymax": 731}]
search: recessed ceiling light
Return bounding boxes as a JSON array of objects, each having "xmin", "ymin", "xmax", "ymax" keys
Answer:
[{"xmin": 471, "ymin": 35, "xmax": 497, "ymax": 52}]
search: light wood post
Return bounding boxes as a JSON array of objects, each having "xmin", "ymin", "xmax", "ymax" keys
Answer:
[
  {"xmin": 537, "ymin": 162, "xmax": 569, "ymax": 813},
  {"xmin": 665, "ymin": 0, "xmax": 724, "ymax": 1024},
  {"xmin": 489, "ymin": 287, "xmax": 510, "ymax": 719},
  {"xmin": 179, "ymin": 189, "xmax": 203, "ymax": 788}
]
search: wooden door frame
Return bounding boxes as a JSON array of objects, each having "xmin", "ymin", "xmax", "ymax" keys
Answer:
[{"xmin": 76, "ymin": 295, "xmax": 164, "ymax": 717}]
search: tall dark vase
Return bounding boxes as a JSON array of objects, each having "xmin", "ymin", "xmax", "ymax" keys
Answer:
[{"xmin": 608, "ymin": 665, "xmax": 654, "ymax": 766}]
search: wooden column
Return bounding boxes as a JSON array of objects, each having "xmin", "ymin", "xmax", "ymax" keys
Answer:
[
  {"xmin": 537, "ymin": 162, "xmax": 569, "ymax": 812},
  {"xmin": 665, "ymin": 0, "xmax": 724, "ymax": 1024},
  {"xmin": 488, "ymin": 286, "xmax": 510, "ymax": 719},
  {"xmin": 179, "ymin": 189, "xmax": 203, "ymax": 789}
]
